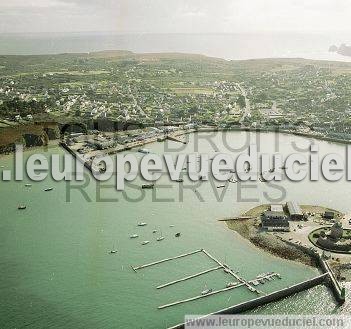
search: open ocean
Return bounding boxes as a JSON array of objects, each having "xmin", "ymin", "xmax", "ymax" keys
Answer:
[{"xmin": 0, "ymin": 32, "xmax": 350, "ymax": 61}]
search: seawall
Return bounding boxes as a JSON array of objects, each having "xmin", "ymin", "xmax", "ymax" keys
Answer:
[{"xmin": 168, "ymin": 273, "xmax": 329, "ymax": 329}]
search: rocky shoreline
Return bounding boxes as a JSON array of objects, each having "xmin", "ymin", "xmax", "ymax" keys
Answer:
[{"xmin": 224, "ymin": 215, "xmax": 317, "ymax": 268}]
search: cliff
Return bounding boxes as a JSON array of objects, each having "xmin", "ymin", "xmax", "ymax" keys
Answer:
[{"xmin": 0, "ymin": 123, "xmax": 60, "ymax": 154}]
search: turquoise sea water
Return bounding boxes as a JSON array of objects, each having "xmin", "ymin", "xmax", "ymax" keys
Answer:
[{"xmin": 0, "ymin": 131, "xmax": 350, "ymax": 328}]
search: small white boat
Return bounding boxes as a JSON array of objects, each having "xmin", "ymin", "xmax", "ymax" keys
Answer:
[
  {"xmin": 141, "ymin": 241, "xmax": 150, "ymax": 245},
  {"xmin": 252, "ymin": 280, "xmax": 260, "ymax": 286},
  {"xmin": 226, "ymin": 282, "xmax": 239, "ymax": 288},
  {"xmin": 175, "ymin": 178, "xmax": 183, "ymax": 183},
  {"xmin": 156, "ymin": 230, "xmax": 164, "ymax": 241},
  {"xmin": 109, "ymin": 243, "xmax": 118, "ymax": 254},
  {"xmin": 169, "ymin": 225, "xmax": 175, "ymax": 228},
  {"xmin": 18, "ymin": 205, "xmax": 27, "ymax": 210},
  {"xmin": 201, "ymin": 288, "xmax": 213, "ymax": 295},
  {"xmin": 44, "ymin": 187, "xmax": 54, "ymax": 192},
  {"xmin": 137, "ymin": 222, "xmax": 147, "ymax": 227},
  {"xmin": 152, "ymin": 228, "xmax": 157, "ymax": 233},
  {"xmin": 130, "ymin": 234, "xmax": 139, "ymax": 239},
  {"xmin": 156, "ymin": 231, "xmax": 165, "ymax": 241},
  {"xmin": 25, "ymin": 184, "xmax": 32, "ymax": 187},
  {"xmin": 217, "ymin": 185, "xmax": 226, "ymax": 188}
]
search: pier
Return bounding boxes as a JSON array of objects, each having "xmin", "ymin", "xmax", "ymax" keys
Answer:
[
  {"xmin": 131, "ymin": 247, "xmax": 343, "ymax": 325},
  {"xmin": 218, "ymin": 216, "xmax": 254, "ymax": 221},
  {"xmin": 158, "ymin": 283, "xmax": 246, "ymax": 309},
  {"xmin": 132, "ymin": 249, "xmax": 203, "ymax": 271},
  {"xmin": 168, "ymin": 273, "xmax": 329, "ymax": 329},
  {"xmin": 202, "ymin": 249, "xmax": 258, "ymax": 293},
  {"xmin": 132, "ymin": 248, "xmax": 271, "ymax": 310},
  {"xmin": 166, "ymin": 134, "xmax": 187, "ymax": 144},
  {"xmin": 156, "ymin": 266, "xmax": 222, "ymax": 289}
]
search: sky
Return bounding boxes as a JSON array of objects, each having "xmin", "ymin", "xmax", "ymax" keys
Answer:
[{"xmin": 0, "ymin": 0, "xmax": 351, "ymax": 34}]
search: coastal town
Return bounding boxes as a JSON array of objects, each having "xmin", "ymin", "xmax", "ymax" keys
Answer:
[
  {"xmin": 1, "ymin": 51, "xmax": 351, "ymax": 145},
  {"xmin": 2, "ymin": 0, "xmax": 351, "ymax": 327},
  {"xmin": 1, "ymin": 50, "xmax": 351, "ymax": 329}
]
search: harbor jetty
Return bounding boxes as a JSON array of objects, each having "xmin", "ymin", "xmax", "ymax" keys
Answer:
[
  {"xmin": 132, "ymin": 249, "xmax": 279, "ymax": 310},
  {"xmin": 164, "ymin": 249, "xmax": 345, "ymax": 329},
  {"xmin": 132, "ymin": 247, "xmax": 345, "ymax": 329},
  {"xmin": 167, "ymin": 273, "xmax": 329, "ymax": 329}
]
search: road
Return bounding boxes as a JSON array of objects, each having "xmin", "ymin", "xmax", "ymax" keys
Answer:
[{"xmin": 237, "ymin": 83, "xmax": 251, "ymax": 124}]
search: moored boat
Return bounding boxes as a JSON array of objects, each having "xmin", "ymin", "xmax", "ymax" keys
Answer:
[
  {"xmin": 141, "ymin": 241, "xmax": 150, "ymax": 245},
  {"xmin": 109, "ymin": 243, "xmax": 118, "ymax": 254},
  {"xmin": 226, "ymin": 282, "xmax": 239, "ymax": 288},
  {"xmin": 156, "ymin": 230, "xmax": 164, "ymax": 241},
  {"xmin": 201, "ymin": 285, "xmax": 212, "ymax": 295},
  {"xmin": 142, "ymin": 184, "xmax": 154, "ymax": 189},
  {"xmin": 138, "ymin": 148, "xmax": 150, "ymax": 154},
  {"xmin": 248, "ymin": 286, "xmax": 256, "ymax": 292}
]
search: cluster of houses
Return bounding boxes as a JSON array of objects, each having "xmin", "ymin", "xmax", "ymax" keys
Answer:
[{"xmin": 261, "ymin": 202, "xmax": 336, "ymax": 232}]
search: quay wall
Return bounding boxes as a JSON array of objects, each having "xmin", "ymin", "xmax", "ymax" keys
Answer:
[
  {"xmin": 196, "ymin": 127, "xmax": 351, "ymax": 145},
  {"xmin": 59, "ymin": 142, "xmax": 96, "ymax": 175}
]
